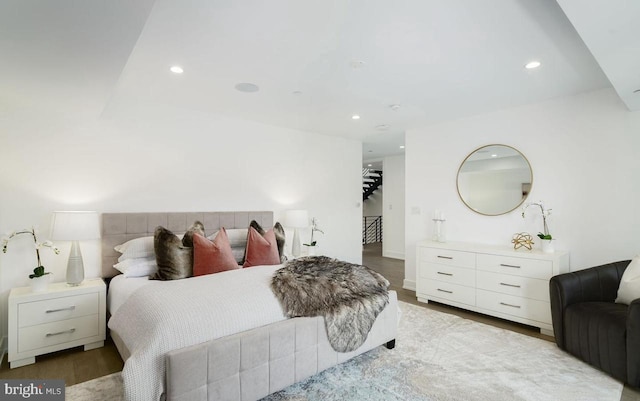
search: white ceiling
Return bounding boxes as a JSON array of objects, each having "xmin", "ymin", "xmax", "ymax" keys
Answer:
[{"xmin": 2, "ymin": 0, "xmax": 636, "ymax": 163}]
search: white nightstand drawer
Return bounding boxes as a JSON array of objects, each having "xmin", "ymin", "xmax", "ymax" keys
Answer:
[
  {"xmin": 476, "ymin": 254, "xmax": 552, "ymax": 280},
  {"xmin": 476, "ymin": 289, "xmax": 551, "ymax": 324},
  {"xmin": 18, "ymin": 314, "xmax": 99, "ymax": 353},
  {"xmin": 420, "ymin": 279, "xmax": 476, "ymax": 306},
  {"xmin": 420, "ymin": 248, "xmax": 475, "ymax": 268},
  {"xmin": 18, "ymin": 292, "xmax": 99, "ymax": 328},
  {"xmin": 476, "ymin": 271, "xmax": 549, "ymax": 302},
  {"xmin": 420, "ymin": 262, "xmax": 475, "ymax": 287}
]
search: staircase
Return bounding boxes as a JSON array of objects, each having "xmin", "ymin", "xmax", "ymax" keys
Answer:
[{"xmin": 362, "ymin": 168, "xmax": 382, "ymax": 201}]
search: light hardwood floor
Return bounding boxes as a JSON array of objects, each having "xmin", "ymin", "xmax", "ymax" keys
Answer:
[{"xmin": 1, "ymin": 244, "xmax": 638, "ymax": 400}]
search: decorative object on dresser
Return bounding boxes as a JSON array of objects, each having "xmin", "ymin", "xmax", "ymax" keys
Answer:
[
  {"xmin": 303, "ymin": 217, "xmax": 324, "ymax": 256},
  {"xmin": 550, "ymin": 259, "xmax": 640, "ymax": 387},
  {"xmin": 416, "ymin": 240, "xmax": 569, "ymax": 336},
  {"xmin": 457, "ymin": 144, "xmax": 533, "ymax": 216},
  {"xmin": 511, "ymin": 232, "xmax": 535, "ymax": 250},
  {"xmin": 432, "ymin": 210, "xmax": 446, "ymax": 242},
  {"xmin": 1, "ymin": 226, "xmax": 60, "ymax": 292},
  {"xmin": 284, "ymin": 209, "xmax": 308, "ymax": 257},
  {"xmin": 50, "ymin": 211, "xmax": 101, "ymax": 285},
  {"xmin": 521, "ymin": 201, "xmax": 554, "ymax": 253},
  {"xmin": 8, "ymin": 278, "xmax": 106, "ymax": 368}
]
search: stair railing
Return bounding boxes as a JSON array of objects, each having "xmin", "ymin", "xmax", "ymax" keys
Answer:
[{"xmin": 362, "ymin": 216, "xmax": 382, "ymax": 244}]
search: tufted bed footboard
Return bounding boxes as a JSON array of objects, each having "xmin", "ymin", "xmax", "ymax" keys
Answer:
[{"xmin": 165, "ymin": 290, "xmax": 398, "ymax": 401}]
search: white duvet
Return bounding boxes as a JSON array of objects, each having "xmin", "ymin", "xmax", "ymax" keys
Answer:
[{"xmin": 108, "ymin": 264, "xmax": 287, "ymax": 401}]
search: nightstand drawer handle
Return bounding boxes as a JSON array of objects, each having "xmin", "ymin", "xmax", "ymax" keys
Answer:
[
  {"xmin": 46, "ymin": 328, "xmax": 76, "ymax": 337},
  {"xmin": 437, "ymin": 272, "xmax": 453, "ymax": 276},
  {"xmin": 437, "ymin": 288, "xmax": 453, "ymax": 294},
  {"xmin": 500, "ymin": 302, "xmax": 521, "ymax": 309},
  {"xmin": 500, "ymin": 264, "xmax": 521, "ymax": 269},
  {"xmin": 500, "ymin": 282, "xmax": 521, "ymax": 288},
  {"xmin": 46, "ymin": 306, "xmax": 76, "ymax": 314},
  {"xmin": 437, "ymin": 256, "xmax": 453, "ymax": 260}
]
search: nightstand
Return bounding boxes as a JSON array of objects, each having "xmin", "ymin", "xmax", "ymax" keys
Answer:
[{"xmin": 8, "ymin": 278, "xmax": 106, "ymax": 369}]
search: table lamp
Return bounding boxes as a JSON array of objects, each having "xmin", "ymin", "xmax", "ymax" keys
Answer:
[
  {"xmin": 51, "ymin": 211, "xmax": 100, "ymax": 286},
  {"xmin": 284, "ymin": 210, "xmax": 308, "ymax": 257}
]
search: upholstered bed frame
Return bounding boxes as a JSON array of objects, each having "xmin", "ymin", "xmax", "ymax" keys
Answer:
[{"xmin": 102, "ymin": 212, "xmax": 398, "ymax": 401}]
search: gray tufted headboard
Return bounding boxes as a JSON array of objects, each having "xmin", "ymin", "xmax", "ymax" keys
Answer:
[{"xmin": 101, "ymin": 211, "xmax": 273, "ymax": 278}]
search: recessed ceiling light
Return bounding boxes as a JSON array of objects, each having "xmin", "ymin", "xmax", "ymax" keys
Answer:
[
  {"xmin": 367, "ymin": 164, "xmax": 372, "ymax": 167},
  {"xmin": 292, "ymin": 90, "xmax": 302, "ymax": 95},
  {"xmin": 525, "ymin": 61, "xmax": 541, "ymax": 69},
  {"xmin": 368, "ymin": 150, "xmax": 373, "ymax": 153},
  {"xmin": 389, "ymin": 104, "xmax": 401, "ymax": 111},
  {"xmin": 376, "ymin": 124, "xmax": 389, "ymax": 131},
  {"xmin": 400, "ymin": 145, "xmax": 405, "ymax": 149},
  {"xmin": 352, "ymin": 115, "xmax": 361, "ymax": 120},
  {"xmin": 235, "ymin": 82, "xmax": 260, "ymax": 93},
  {"xmin": 491, "ymin": 154, "xmax": 498, "ymax": 158},
  {"xmin": 634, "ymin": 89, "xmax": 640, "ymax": 94},
  {"xmin": 170, "ymin": 66, "xmax": 184, "ymax": 74}
]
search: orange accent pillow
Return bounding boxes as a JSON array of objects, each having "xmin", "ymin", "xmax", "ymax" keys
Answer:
[
  {"xmin": 192, "ymin": 230, "xmax": 240, "ymax": 276},
  {"xmin": 243, "ymin": 227, "xmax": 281, "ymax": 268}
]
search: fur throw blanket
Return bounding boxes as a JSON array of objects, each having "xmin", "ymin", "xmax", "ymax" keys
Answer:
[{"xmin": 271, "ymin": 256, "xmax": 389, "ymax": 352}]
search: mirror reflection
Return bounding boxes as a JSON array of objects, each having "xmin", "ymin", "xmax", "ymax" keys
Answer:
[{"xmin": 457, "ymin": 144, "xmax": 532, "ymax": 216}]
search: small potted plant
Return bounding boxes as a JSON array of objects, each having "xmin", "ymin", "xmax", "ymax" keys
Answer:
[
  {"xmin": 303, "ymin": 217, "xmax": 324, "ymax": 256},
  {"xmin": 2, "ymin": 227, "xmax": 59, "ymax": 292},
  {"xmin": 522, "ymin": 201, "xmax": 554, "ymax": 253}
]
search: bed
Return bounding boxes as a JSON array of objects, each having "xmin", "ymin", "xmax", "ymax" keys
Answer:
[{"xmin": 103, "ymin": 211, "xmax": 399, "ymax": 401}]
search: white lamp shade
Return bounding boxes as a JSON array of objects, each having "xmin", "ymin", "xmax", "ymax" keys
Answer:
[
  {"xmin": 50, "ymin": 211, "xmax": 101, "ymax": 241},
  {"xmin": 284, "ymin": 210, "xmax": 309, "ymax": 228}
]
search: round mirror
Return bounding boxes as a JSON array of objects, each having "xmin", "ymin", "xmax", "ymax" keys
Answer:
[{"xmin": 457, "ymin": 144, "xmax": 532, "ymax": 216}]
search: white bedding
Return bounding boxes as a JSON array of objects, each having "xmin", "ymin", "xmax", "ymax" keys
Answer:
[
  {"xmin": 107, "ymin": 264, "xmax": 287, "ymax": 401},
  {"xmin": 107, "ymin": 275, "xmax": 155, "ymax": 315}
]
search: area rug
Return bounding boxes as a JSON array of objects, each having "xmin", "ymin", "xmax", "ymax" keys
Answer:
[{"xmin": 66, "ymin": 301, "xmax": 623, "ymax": 401}]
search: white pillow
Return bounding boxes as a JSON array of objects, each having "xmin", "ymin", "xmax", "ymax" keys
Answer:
[
  {"xmin": 208, "ymin": 229, "xmax": 248, "ymax": 247},
  {"xmin": 114, "ymin": 257, "xmax": 158, "ymax": 278},
  {"xmin": 615, "ymin": 256, "xmax": 640, "ymax": 305},
  {"xmin": 115, "ymin": 236, "xmax": 155, "ymax": 262}
]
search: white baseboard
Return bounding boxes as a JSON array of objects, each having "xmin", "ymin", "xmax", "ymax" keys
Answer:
[
  {"xmin": 403, "ymin": 279, "xmax": 416, "ymax": 291},
  {"xmin": 382, "ymin": 250, "xmax": 405, "ymax": 260}
]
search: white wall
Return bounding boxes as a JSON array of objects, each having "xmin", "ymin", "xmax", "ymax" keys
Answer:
[
  {"xmin": 363, "ymin": 188, "xmax": 383, "ymax": 217},
  {"xmin": 383, "ymin": 155, "xmax": 405, "ymax": 260},
  {"xmin": 405, "ymin": 88, "xmax": 640, "ymax": 289},
  {"xmin": 0, "ymin": 108, "xmax": 363, "ymax": 341}
]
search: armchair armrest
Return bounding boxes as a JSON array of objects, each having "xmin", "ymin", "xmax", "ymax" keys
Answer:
[
  {"xmin": 627, "ymin": 298, "xmax": 640, "ymax": 387},
  {"xmin": 550, "ymin": 260, "xmax": 630, "ymax": 349}
]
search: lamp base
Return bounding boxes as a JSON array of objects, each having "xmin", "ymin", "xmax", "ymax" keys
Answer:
[
  {"xmin": 292, "ymin": 229, "xmax": 301, "ymax": 257},
  {"xmin": 66, "ymin": 240, "xmax": 85, "ymax": 286}
]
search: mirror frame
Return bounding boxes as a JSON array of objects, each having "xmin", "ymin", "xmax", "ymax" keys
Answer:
[{"xmin": 456, "ymin": 144, "xmax": 533, "ymax": 216}]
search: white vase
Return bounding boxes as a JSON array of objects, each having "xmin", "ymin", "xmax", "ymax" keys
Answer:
[
  {"xmin": 30, "ymin": 274, "xmax": 51, "ymax": 293},
  {"xmin": 306, "ymin": 246, "xmax": 317, "ymax": 256},
  {"xmin": 541, "ymin": 239, "xmax": 555, "ymax": 253}
]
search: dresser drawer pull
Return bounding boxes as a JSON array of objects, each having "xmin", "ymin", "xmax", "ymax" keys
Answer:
[
  {"xmin": 437, "ymin": 256, "xmax": 453, "ymax": 260},
  {"xmin": 499, "ymin": 302, "xmax": 521, "ymax": 309},
  {"xmin": 46, "ymin": 306, "xmax": 76, "ymax": 314},
  {"xmin": 46, "ymin": 328, "xmax": 76, "ymax": 337},
  {"xmin": 500, "ymin": 264, "xmax": 521, "ymax": 269},
  {"xmin": 437, "ymin": 289, "xmax": 453, "ymax": 294},
  {"xmin": 499, "ymin": 282, "xmax": 521, "ymax": 288},
  {"xmin": 437, "ymin": 272, "xmax": 453, "ymax": 276}
]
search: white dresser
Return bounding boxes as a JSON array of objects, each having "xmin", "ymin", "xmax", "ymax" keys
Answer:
[
  {"xmin": 416, "ymin": 241, "xmax": 569, "ymax": 336},
  {"xmin": 8, "ymin": 278, "xmax": 106, "ymax": 368}
]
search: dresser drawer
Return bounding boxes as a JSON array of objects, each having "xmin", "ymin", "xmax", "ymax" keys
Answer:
[
  {"xmin": 419, "ymin": 278, "xmax": 476, "ymax": 306},
  {"xmin": 476, "ymin": 271, "xmax": 549, "ymax": 302},
  {"xmin": 419, "ymin": 248, "xmax": 475, "ymax": 269},
  {"xmin": 18, "ymin": 293, "xmax": 99, "ymax": 328},
  {"xmin": 18, "ymin": 314, "xmax": 99, "ymax": 353},
  {"xmin": 420, "ymin": 262, "xmax": 475, "ymax": 287},
  {"xmin": 476, "ymin": 289, "xmax": 551, "ymax": 324},
  {"xmin": 476, "ymin": 254, "xmax": 552, "ymax": 280}
]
